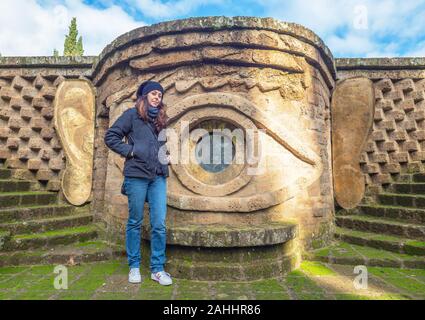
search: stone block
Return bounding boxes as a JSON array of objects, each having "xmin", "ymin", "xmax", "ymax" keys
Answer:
[
  {"xmin": 382, "ymin": 141, "xmax": 397, "ymax": 152},
  {"xmin": 400, "ymin": 99, "xmax": 415, "ymax": 113},
  {"xmin": 19, "ymin": 107, "xmax": 33, "ymax": 121},
  {"xmin": 30, "ymin": 117, "xmax": 44, "ymax": 131},
  {"xmin": 0, "ymin": 108, "xmax": 11, "ymax": 121},
  {"xmin": 389, "ymin": 110, "xmax": 405, "ymax": 122},
  {"xmin": 411, "ymin": 90, "xmax": 425, "ymax": 103},
  {"xmin": 390, "ymin": 130, "xmax": 407, "ymax": 141},
  {"xmin": 28, "ymin": 137, "xmax": 43, "ymax": 151},
  {"xmin": 371, "ymin": 130, "xmax": 386, "ymax": 142},
  {"xmin": 27, "ymin": 159, "xmax": 42, "ymax": 171},
  {"xmin": 384, "ymin": 90, "xmax": 403, "ymax": 102},
  {"xmin": 403, "ymin": 120, "xmax": 417, "ymax": 132},
  {"xmin": 8, "ymin": 117, "xmax": 25, "ymax": 130},
  {"xmin": 39, "ymin": 149, "xmax": 52, "ymax": 161},
  {"xmin": 6, "ymin": 138, "xmax": 19, "ymax": 150},
  {"xmin": 18, "ymin": 127, "xmax": 32, "ymax": 141},
  {"xmin": 41, "ymin": 106, "xmax": 53, "ymax": 120},
  {"xmin": 11, "ymin": 76, "xmax": 30, "ymax": 90},
  {"xmin": 0, "ymin": 127, "xmax": 10, "ymax": 139},
  {"xmin": 382, "ymin": 162, "xmax": 401, "ymax": 174},
  {"xmin": 36, "ymin": 169, "xmax": 53, "ymax": 181},
  {"xmin": 404, "ymin": 140, "xmax": 419, "ymax": 152},
  {"xmin": 48, "ymin": 158, "xmax": 64, "ymax": 171},
  {"xmin": 21, "ymin": 87, "xmax": 38, "ymax": 101},
  {"xmin": 32, "ymin": 97, "xmax": 48, "ymax": 110},
  {"xmin": 390, "ymin": 152, "xmax": 409, "ymax": 163},
  {"xmin": 410, "ymin": 130, "xmax": 425, "ymax": 141},
  {"xmin": 40, "ymin": 127, "xmax": 54, "ymax": 141},
  {"xmin": 34, "ymin": 75, "xmax": 49, "ymax": 89},
  {"xmin": 9, "ymin": 97, "xmax": 25, "ymax": 110},
  {"xmin": 40, "ymin": 87, "xmax": 56, "ymax": 100},
  {"xmin": 0, "ymin": 87, "xmax": 15, "ymax": 100},
  {"xmin": 17, "ymin": 147, "xmax": 31, "ymax": 161}
]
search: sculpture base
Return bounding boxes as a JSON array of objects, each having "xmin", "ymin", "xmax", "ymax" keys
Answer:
[{"xmin": 141, "ymin": 221, "xmax": 300, "ymax": 281}]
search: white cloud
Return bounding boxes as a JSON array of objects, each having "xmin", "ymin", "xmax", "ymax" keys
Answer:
[
  {"xmin": 259, "ymin": 0, "xmax": 425, "ymax": 57},
  {"xmin": 0, "ymin": 0, "xmax": 142, "ymax": 56},
  {"xmin": 129, "ymin": 0, "xmax": 224, "ymax": 19}
]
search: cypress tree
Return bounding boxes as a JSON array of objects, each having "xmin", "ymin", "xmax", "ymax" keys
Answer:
[{"xmin": 63, "ymin": 17, "xmax": 84, "ymax": 56}]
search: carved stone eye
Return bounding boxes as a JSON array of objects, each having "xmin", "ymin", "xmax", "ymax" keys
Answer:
[{"xmin": 194, "ymin": 120, "xmax": 236, "ymax": 173}]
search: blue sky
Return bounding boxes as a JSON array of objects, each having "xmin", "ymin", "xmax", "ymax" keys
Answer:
[{"xmin": 1, "ymin": 0, "xmax": 425, "ymax": 58}]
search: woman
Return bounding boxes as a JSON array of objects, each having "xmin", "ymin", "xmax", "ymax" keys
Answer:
[{"xmin": 104, "ymin": 80, "xmax": 172, "ymax": 285}]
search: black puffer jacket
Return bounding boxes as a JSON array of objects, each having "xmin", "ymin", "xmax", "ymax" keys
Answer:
[{"xmin": 104, "ymin": 107, "xmax": 169, "ymax": 180}]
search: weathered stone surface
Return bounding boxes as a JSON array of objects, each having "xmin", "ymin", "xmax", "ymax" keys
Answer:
[
  {"xmin": 332, "ymin": 77, "xmax": 375, "ymax": 209},
  {"xmin": 142, "ymin": 221, "xmax": 297, "ymax": 247},
  {"xmin": 54, "ymin": 80, "xmax": 95, "ymax": 206},
  {"xmin": 97, "ymin": 16, "xmax": 336, "ymax": 260}
]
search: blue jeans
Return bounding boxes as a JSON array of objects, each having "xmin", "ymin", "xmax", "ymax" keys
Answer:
[{"xmin": 123, "ymin": 175, "xmax": 167, "ymax": 273}]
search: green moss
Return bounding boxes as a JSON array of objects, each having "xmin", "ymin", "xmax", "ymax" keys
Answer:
[
  {"xmin": 0, "ymin": 266, "xmax": 28, "ymax": 275},
  {"xmin": 285, "ymin": 270, "xmax": 328, "ymax": 300},
  {"xmin": 300, "ymin": 261, "xmax": 337, "ymax": 276},
  {"xmin": 14, "ymin": 225, "xmax": 96, "ymax": 239}
]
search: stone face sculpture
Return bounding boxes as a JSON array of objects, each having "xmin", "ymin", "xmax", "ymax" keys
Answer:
[
  {"xmin": 53, "ymin": 80, "xmax": 95, "ymax": 206},
  {"xmin": 331, "ymin": 77, "xmax": 375, "ymax": 209},
  {"xmin": 93, "ymin": 17, "xmax": 337, "ymax": 279}
]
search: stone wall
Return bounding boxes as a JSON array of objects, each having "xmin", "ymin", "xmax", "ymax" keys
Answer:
[
  {"xmin": 0, "ymin": 57, "xmax": 95, "ymax": 191},
  {"xmin": 337, "ymin": 58, "xmax": 425, "ymax": 194}
]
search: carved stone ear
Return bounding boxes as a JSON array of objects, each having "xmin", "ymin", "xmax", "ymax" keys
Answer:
[
  {"xmin": 331, "ymin": 77, "xmax": 375, "ymax": 209},
  {"xmin": 53, "ymin": 80, "xmax": 95, "ymax": 206}
]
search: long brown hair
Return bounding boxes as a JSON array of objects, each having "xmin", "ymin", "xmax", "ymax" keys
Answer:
[{"xmin": 135, "ymin": 95, "xmax": 168, "ymax": 132}]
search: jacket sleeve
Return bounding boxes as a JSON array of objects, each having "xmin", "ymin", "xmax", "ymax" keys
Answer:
[{"xmin": 104, "ymin": 110, "xmax": 133, "ymax": 158}]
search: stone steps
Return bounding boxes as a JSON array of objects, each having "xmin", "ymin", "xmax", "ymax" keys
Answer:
[
  {"xmin": 0, "ymin": 169, "xmax": 117, "ymax": 267},
  {"xmin": 1, "ymin": 225, "xmax": 99, "ymax": 252},
  {"xmin": 378, "ymin": 193, "xmax": 425, "ymax": 208},
  {"xmin": 0, "ymin": 168, "xmax": 11, "ymax": 179},
  {"xmin": 413, "ymin": 173, "xmax": 425, "ymax": 182},
  {"xmin": 355, "ymin": 204, "xmax": 425, "ymax": 224},
  {"xmin": 336, "ymin": 215, "xmax": 425, "ymax": 241},
  {"xmin": 0, "ymin": 191, "xmax": 57, "ymax": 209},
  {"xmin": 0, "ymin": 240, "xmax": 125, "ymax": 267},
  {"xmin": 0, "ymin": 213, "xmax": 93, "ymax": 235},
  {"xmin": 335, "ymin": 227, "xmax": 425, "ymax": 256},
  {"xmin": 307, "ymin": 241, "xmax": 425, "ymax": 269},
  {"xmin": 0, "ymin": 204, "xmax": 78, "ymax": 223},
  {"xmin": 0, "ymin": 179, "xmax": 35, "ymax": 192},
  {"xmin": 389, "ymin": 183, "xmax": 425, "ymax": 195}
]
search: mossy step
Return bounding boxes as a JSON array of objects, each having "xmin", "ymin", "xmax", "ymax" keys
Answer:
[
  {"xmin": 336, "ymin": 215, "xmax": 425, "ymax": 240},
  {"xmin": 0, "ymin": 240, "xmax": 125, "ymax": 267},
  {"xmin": 308, "ymin": 241, "xmax": 425, "ymax": 269},
  {"xmin": 357, "ymin": 204, "xmax": 425, "ymax": 224},
  {"xmin": 335, "ymin": 227, "xmax": 425, "ymax": 256},
  {"xmin": 163, "ymin": 253, "xmax": 298, "ymax": 281},
  {"xmin": 2, "ymin": 225, "xmax": 98, "ymax": 252},
  {"xmin": 0, "ymin": 213, "xmax": 94, "ymax": 235},
  {"xmin": 0, "ymin": 169, "xmax": 11, "ymax": 179},
  {"xmin": 0, "ymin": 179, "xmax": 34, "ymax": 192},
  {"xmin": 378, "ymin": 193, "xmax": 425, "ymax": 209},
  {"xmin": 0, "ymin": 230, "xmax": 11, "ymax": 251},
  {"xmin": 0, "ymin": 191, "xmax": 57, "ymax": 209},
  {"xmin": 390, "ymin": 183, "xmax": 425, "ymax": 195},
  {"xmin": 413, "ymin": 173, "xmax": 425, "ymax": 182},
  {"xmin": 142, "ymin": 221, "xmax": 298, "ymax": 247},
  {"xmin": 0, "ymin": 204, "xmax": 82, "ymax": 223}
]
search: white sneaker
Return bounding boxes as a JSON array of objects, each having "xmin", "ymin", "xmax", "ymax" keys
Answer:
[
  {"xmin": 128, "ymin": 268, "xmax": 141, "ymax": 283},
  {"xmin": 151, "ymin": 271, "xmax": 173, "ymax": 285}
]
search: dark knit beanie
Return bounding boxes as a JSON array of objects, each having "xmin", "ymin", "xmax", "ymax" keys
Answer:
[{"xmin": 136, "ymin": 80, "xmax": 164, "ymax": 98}]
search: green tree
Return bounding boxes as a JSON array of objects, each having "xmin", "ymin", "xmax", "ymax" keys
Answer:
[
  {"xmin": 53, "ymin": 49, "xmax": 59, "ymax": 57},
  {"xmin": 63, "ymin": 17, "xmax": 84, "ymax": 56}
]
